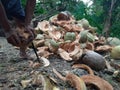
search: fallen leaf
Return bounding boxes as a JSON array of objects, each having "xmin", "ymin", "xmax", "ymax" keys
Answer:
[
  {"xmin": 21, "ymin": 79, "xmax": 32, "ymax": 88},
  {"xmin": 40, "ymin": 74, "xmax": 59, "ymax": 90}
]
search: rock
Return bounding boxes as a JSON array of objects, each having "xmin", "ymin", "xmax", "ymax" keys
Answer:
[{"xmin": 81, "ymin": 51, "xmax": 106, "ymax": 71}]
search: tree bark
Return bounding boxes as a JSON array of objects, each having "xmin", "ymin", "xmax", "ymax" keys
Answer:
[{"xmin": 102, "ymin": 0, "xmax": 116, "ymax": 37}]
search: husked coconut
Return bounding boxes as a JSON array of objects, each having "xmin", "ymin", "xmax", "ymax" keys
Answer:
[{"xmin": 81, "ymin": 51, "xmax": 106, "ymax": 71}]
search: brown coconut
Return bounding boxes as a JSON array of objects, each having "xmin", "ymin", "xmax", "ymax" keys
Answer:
[{"xmin": 81, "ymin": 51, "xmax": 106, "ymax": 71}]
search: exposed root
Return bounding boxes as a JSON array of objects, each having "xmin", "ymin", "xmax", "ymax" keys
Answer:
[{"xmin": 72, "ymin": 64, "xmax": 94, "ymax": 75}]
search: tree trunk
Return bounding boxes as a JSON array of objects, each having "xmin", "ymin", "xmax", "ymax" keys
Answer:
[{"xmin": 102, "ymin": 0, "xmax": 116, "ymax": 37}]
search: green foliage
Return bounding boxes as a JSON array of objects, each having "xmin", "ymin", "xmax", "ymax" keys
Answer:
[
  {"xmin": 21, "ymin": 0, "xmax": 26, "ymax": 8},
  {"xmin": 34, "ymin": 2, "xmax": 46, "ymax": 16},
  {"xmin": 20, "ymin": 0, "xmax": 120, "ymax": 38}
]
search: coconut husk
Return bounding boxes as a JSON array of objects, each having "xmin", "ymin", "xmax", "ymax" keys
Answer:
[
  {"xmin": 72, "ymin": 64, "xmax": 94, "ymax": 75},
  {"xmin": 81, "ymin": 75, "xmax": 113, "ymax": 90},
  {"xmin": 53, "ymin": 68, "xmax": 87, "ymax": 90},
  {"xmin": 58, "ymin": 48, "xmax": 72, "ymax": 61}
]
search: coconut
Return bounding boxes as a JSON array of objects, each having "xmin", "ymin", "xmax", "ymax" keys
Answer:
[
  {"xmin": 50, "ymin": 39, "xmax": 60, "ymax": 48},
  {"xmin": 107, "ymin": 37, "xmax": 120, "ymax": 46},
  {"xmin": 110, "ymin": 45, "xmax": 120, "ymax": 59},
  {"xmin": 87, "ymin": 32, "xmax": 95, "ymax": 42},
  {"xmin": 78, "ymin": 18, "xmax": 89, "ymax": 29},
  {"xmin": 64, "ymin": 32, "xmax": 76, "ymax": 41},
  {"xmin": 81, "ymin": 51, "xmax": 106, "ymax": 71},
  {"xmin": 79, "ymin": 30, "xmax": 88, "ymax": 43},
  {"xmin": 79, "ymin": 30, "xmax": 95, "ymax": 43}
]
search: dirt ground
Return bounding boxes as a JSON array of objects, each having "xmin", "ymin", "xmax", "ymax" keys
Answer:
[{"xmin": 0, "ymin": 37, "xmax": 120, "ymax": 90}]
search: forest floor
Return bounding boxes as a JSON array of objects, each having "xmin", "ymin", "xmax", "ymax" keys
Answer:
[{"xmin": 0, "ymin": 37, "xmax": 120, "ymax": 90}]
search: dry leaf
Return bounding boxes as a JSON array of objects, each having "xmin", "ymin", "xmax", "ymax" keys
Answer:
[
  {"xmin": 32, "ymin": 72, "xmax": 59, "ymax": 90},
  {"xmin": 21, "ymin": 79, "xmax": 32, "ymax": 88}
]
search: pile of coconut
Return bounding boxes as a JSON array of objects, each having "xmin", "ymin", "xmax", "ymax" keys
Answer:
[
  {"xmin": 32, "ymin": 10, "xmax": 120, "ymax": 80},
  {"xmin": 17, "ymin": 11, "xmax": 120, "ymax": 89}
]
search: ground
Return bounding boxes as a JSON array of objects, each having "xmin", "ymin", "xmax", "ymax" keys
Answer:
[{"xmin": 0, "ymin": 37, "xmax": 120, "ymax": 90}]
